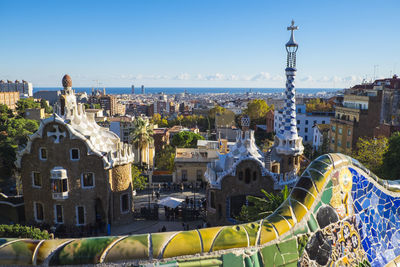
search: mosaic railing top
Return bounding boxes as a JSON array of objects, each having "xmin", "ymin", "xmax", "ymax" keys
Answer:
[{"xmin": 1, "ymin": 153, "xmax": 400, "ymax": 266}]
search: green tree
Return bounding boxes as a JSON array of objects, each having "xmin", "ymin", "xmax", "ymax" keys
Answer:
[
  {"xmin": 40, "ymin": 99, "xmax": 53, "ymax": 114},
  {"xmin": 155, "ymin": 145, "xmax": 175, "ymax": 171},
  {"xmin": 235, "ymin": 186, "xmax": 290, "ymax": 223},
  {"xmin": 306, "ymin": 98, "xmax": 333, "ymax": 112},
  {"xmin": 244, "ymin": 99, "xmax": 271, "ymax": 122},
  {"xmin": 130, "ymin": 117, "xmax": 154, "ymax": 167},
  {"xmin": 353, "ymin": 136, "xmax": 388, "ymax": 176},
  {"xmin": 16, "ymin": 98, "xmax": 40, "ymax": 117},
  {"xmin": 0, "ymin": 118, "xmax": 39, "ymax": 178},
  {"xmin": 131, "ymin": 164, "xmax": 147, "ymax": 190},
  {"xmin": 171, "ymin": 131, "xmax": 205, "ymax": 148},
  {"xmin": 0, "ymin": 104, "xmax": 13, "ymax": 122},
  {"xmin": 0, "ymin": 224, "xmax": 50, "ymax": 239},
  {"xmin": 208, "ymin": 105, "xmax": 226, "ymax": 120},
  {"xmin": 381, "ymin": 132, "xmax": 400, "ymax": 180},
  {"xmin": 84, "ymin": 103, "xmax": 101, "ymax": 110}
]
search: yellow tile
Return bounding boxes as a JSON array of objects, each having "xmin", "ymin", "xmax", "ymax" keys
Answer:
[
  {"xmin": 274, "ymin": 202, "xmax": 294, "ymax": 226},
  {"xmin": 259, "ymin": 220, "xmax": 277, "ymax": 245},
  {"xmin": 211, "ymin": 225, "xmax": 248, "ymax": 251},
  {"xmin": 104, "ymin": 235, "xmax": 148, "ymax": 262},
  {"xmin": 268, "ymin": 215, "xmax": 291, "ymax": 236},
  {"xmin": 198, "ymin": 226, "xmax": 224, "ymax": 253},
  {"xmin": 35, "ymin": 239, "xmax": 72, "ymax": 265},
  {"xmin": 162, "ymin": 230, "xmax": 202, "ymax": 258},
  {"xmin": 151, "ymin": 232, "xmax": 177, "ymax": 258},
  {"xmin": 242, "ymin": 220, "xmax": 261, "ymax": 246},
  {"xmin": 290, "ymin": 198, "xmax": 308, "ymax": 223}
]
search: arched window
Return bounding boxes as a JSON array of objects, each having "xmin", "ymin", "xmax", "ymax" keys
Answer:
[
  {"xmin": 245, "ymin": 168, "xmax": 251, "ymax": 184},
  {"xmin": 253, "ymin": 171, "xmax": 257, "ymax": 181},
  {"xmin": 238, "ymin": 171, "xmax": 243, "ymax": 181}
]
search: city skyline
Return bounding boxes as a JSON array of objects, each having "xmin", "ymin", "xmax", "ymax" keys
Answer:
[{"xmin": 1, "ymin": 0, "xmax": 399, "ymax": 88}]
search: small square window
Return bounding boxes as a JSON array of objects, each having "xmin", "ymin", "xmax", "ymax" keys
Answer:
[
  {"xmin": 305, "ymin": 120, "xmax": 309, "ymax": 125},
  {"xmin": 181, "ymin": 170, "xmax": 188, "ymax": 182},
  {"xmin": 39, "ymin": 148, "xmax": 47, "ymax": 160},
  {"xmin": 346, "ymin": 141, "xmax": 350, "ymax": 148},
  {"xmin": 70, "ymin": 148, "xmax": 80, "ymax": 161},
  {"xmin": 55, "ymin": 204, "xmax": 63, "ymax": 224},
  {"xmin": 32, "ymin": 172, "xmax": 42, "ymax": 188},
  {"xmin": 322, "ymin": 120, "xmax": 325, "ymax": 124},
  {"xmin": 305, "ymin": 135, "xmax": 308, "ymax": 141},
  {"xmin": 297, "ymin": 120, "xmax": 300, "ymax": 124},
  {"xmin": 121, "ymin": 194, "xmax": 129, "ymax": 213},
  {"xmin": 34, "ymin": 202, "xmax": 44, "ymax": 222},
  {"xmin": 76, "ymin": 206, "xmax": 85, "ymax": 225},
  {"xmin": 338, "ymin": 128, "xmax": 343, "ymax": 134},
  {"xmin": 81, "ymin": 173, "xmax": 95, "ymax": 188},
  {"xmin": 332, "ymin": 126, "xmax": 336, "ymax": 132},
  {"xmin": 348, "ymin": 129, "xmax": 352, "ymax": 136},
  {"xmin": 305, "ymin": 128, "xmax": 308, "ymax": 133},
  {"xmin": 338, "ymin": 140, "xmax": 342, "ymax": 147}
]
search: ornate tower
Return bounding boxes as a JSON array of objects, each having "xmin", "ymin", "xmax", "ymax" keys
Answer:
[{"xmin": 275, "ymin": 21, "xmax": 304, "ymax": 173}]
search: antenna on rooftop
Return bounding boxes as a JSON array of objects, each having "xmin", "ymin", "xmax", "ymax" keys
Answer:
[{"xmin": 373, "ymin": 65, "xmax": 379, "ymax": 81}]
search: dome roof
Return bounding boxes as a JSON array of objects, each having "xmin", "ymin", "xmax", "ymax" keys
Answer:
[{"xmin": 62, "ymin": 74, "xmax": 72, "ymax": 88}]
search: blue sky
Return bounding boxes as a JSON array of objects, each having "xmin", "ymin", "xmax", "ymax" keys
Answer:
[{"xmin": 0, "ymin": 0, "xmax": 399, "ymax": 88}]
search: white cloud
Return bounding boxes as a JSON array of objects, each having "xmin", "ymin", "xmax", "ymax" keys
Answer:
[
  {"xmin": 250, "ymin": 72, "xmax": 271, "ymax": 81},
  {"xmin": 174, "ymin": 73, "xmax": 191, "ymax": 80},
  {"xmin": 300, "ymin": 75, "xmax": 313, "ymax": 82}
]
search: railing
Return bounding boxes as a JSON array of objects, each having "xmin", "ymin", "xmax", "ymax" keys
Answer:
[{"xmin": 52, "ymin": 192, "xmax": 68, "ymax": 200}]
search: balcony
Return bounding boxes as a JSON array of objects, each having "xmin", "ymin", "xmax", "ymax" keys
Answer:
[{"xmin": 52, "ymin": 192, "xmax": 68, "ymax": 200}]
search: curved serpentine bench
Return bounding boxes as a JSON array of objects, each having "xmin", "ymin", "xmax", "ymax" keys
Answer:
[{"xmin": 1, "ymin": 153, "xmax": 400, "ymax": 266}]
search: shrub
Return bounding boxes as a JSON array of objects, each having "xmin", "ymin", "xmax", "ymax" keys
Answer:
[{"xmin": 0, "ymin": 224, "xmax": 50, "ymax": 239}]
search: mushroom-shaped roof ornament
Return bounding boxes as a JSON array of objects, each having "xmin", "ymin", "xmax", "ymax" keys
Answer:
[{"xmin": 62, "ymin": 74, "xmax": 72, "ymax": 88}]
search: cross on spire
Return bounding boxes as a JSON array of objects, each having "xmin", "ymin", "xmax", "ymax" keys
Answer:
[{"xmin": 287, "ymin": 20, "xmax": 298, "ymax": 33}]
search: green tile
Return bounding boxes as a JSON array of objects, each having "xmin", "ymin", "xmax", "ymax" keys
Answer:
[
  {"xmin": 50, "ymin": 236, "xmax": 118, "ymax": 265},
  {"xmin": 293, "ymin": 224, "xmax": 308, "ymax": 236},
  {"xmin": 260, "ymin": 244, "xmax": 284, "ymax": 266},
  {"xmin": 321, "ymin": 185, "xmax": 333, "ymax": 204},
  {"xmin": 277, "ymin": 239, "xmax": 297, "ymax": 255},
  {"xmin": 223, "ymin": 253, "xmax": 243, "ymax": 267},
  {"xmin": 313, "ymin": 201, "xmax": 322, "ymax": 213},
  {"xmin": 307, "ymin": 214, "xmax": 318, "ymax": 232}
]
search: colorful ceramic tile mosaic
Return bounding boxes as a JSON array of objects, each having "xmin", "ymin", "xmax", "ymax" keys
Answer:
[{"xmin": 1, "ymin": 153, "xmax": 400, "ymax": 266}]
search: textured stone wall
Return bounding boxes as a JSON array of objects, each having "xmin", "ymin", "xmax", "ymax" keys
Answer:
[
  {"xmin": 207, "ymin": 159, "xmax": 274, "ymax": 226},
  {"xmin": 111, "ymin": 164, "xmax": 131, "ymax": 192},
  {"xmin": 110, "ymin": 164, "xmax": 134, "ymax": 224},
  {"xmin": 21, "ymin": 122, "xmax": 110, "ymax": 227}
]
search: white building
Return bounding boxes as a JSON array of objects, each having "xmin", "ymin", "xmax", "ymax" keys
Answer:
[
  {"xmin": 0, "ymin": 80, "xmax": 33, "ymax": 97},
  {"xmin": 312, "ymin": 123, "xmax": 330, "ymax": 151},
  {"xmin": 274, "ymin": 104, "xmax": 334, "ymax": 143}
]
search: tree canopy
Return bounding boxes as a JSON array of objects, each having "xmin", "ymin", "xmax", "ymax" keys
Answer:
[
  {"xmin": 305, "ymin": 98, "xmax": 333, "ymax": 112},
  {"xmin": 353, "ymin": 136, "xmax": 388, "ymax": 176},
  {"xmin": 171, "ymin": 131, "xmax": 205, "ymax": 148},
  {"xmin": 16, "ymin": 98, "xmax": 40, "ymax": 117},
  {"xmin": 155, "ymin": 145, "xmax": 175, "ymax": 171},
  {"xmin": 381, "ymin": 132, "xmax": 400, "ymax": 180},
  {"xmin": 0, "ymin": 107, "xmax": 39, "ymax": 179},
  {"xmin": 131, "ymin": 164, "xmax": 147, "ymax": 190},
  {"xmin": 244, "ymin": 99, "xmax": 273, "ymax": 124}
]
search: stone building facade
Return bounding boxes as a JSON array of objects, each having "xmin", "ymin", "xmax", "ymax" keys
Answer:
[
  {"xmin": 16, "ymin": 75, "xmax": 135, "ymax": 230},
  {"xmin": 0, "ymin": 91, "xmax": 19, "ymax": 110}
]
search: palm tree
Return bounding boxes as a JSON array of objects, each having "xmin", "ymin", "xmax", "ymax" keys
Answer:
[{"xmin": 130, "ymin": 117, "xmax": 154, "ymax": 168}]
